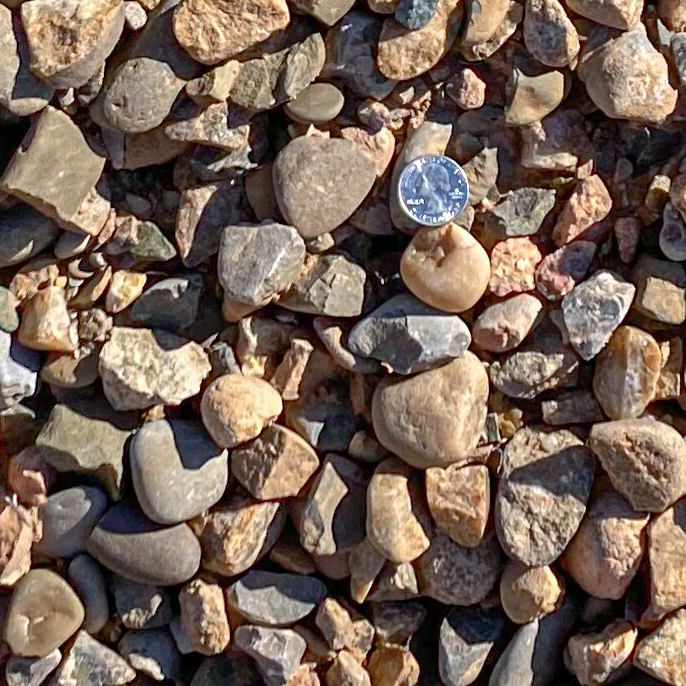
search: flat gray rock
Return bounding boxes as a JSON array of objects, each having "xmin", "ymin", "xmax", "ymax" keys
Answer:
[
  {"xmin": 130, "ymin": 418, "xmax": 228, "ymax": 525},
  {"xmin": 0, "ymin": 331, "xmax": 39, "ymax": 411},
  {"xmin": 0, "ymin": 204, "xmax": 59, "ymax": 268},
  {"xmin": 226, "ymin": 571, "xmax": 327, "ymax": 626},
  {"xmin": 348, "ymin": 293, "xmax": 471, "ymax": 374},
  {"xmin": 111, "ymin": 575, "xmax": 173, "ymax": 630},
  {"xmin": 118, "ymin": 629, "xmax": 181, "ymax": 682},
  {"xmin": 5, "ymin": 649, "xmax": 61, "ymax": 686},
  {"xmin": 87, "ymin": 502, "xmax": 201, "ymax": 586},
  {"xmin": 68, "ymin": 555, "xmax": 110, "ymax": 634},
  {"xmin": 130, "ymin": 274, "xmax": 203, "ymax": 332},
  {"xmin": 36, "ymin": 486, "xmax": 108, "ymax": 558},
  {"xmin": 218, "ymin": 222, "xmax": 306, "ymax": 306},
  {"xmin": 486, "ymin": 187, "xmax": 557, "ymax": 238}
]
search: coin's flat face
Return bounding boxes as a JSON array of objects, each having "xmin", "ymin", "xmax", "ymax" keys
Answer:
[{"xmin": 398, "ymin": 154, "xmax": 470, "ymax": 227}]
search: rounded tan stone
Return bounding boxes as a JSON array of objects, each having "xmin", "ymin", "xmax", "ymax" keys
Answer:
[
  {"xmin": 18, "ymin": 286, "xmax": 78, "ymax": 352},
  {"xmin": 367, "ymin": 646, "xmax": 419, "ymax": 686},
  {"xmin": 201, "ymin": 374, "xmax": 283, "ymax": 448},
  {"xmin": 500, "ymin": 560, "xmax": 563, "ymax": 624},
  {"xmin": 472, "ymin": 294, "xmax": 542, "ymax": 352},
  {"xmin": 366, "ymin": 457, "xmax": 432, "ymax": 564},
  {"xmin": 425, "ymin": 464, "xmax": 490, "ymax": 547},
  {"xmin": 400, "ymin": 224, "xmax": 490, "ymax": 313},
  {"xmin": 371, "ymin": 352, "xmax": 488, "ymax": 469},
  {"xmin": 592, "ymin": 326, "xmax": 661, "ymax": 420}
]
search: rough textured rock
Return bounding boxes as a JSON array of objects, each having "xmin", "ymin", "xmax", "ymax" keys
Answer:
[
  {"xmin": 348, "ymin": 294, "xmax": 471, "ymax": 374},
  {"xmin": 4, "ymin": 569, "xmax": 84, "ymax": 658},
  {"xmin": 273, "ymin": 137, "xmax": 376, "ymax": 239},
  {"xmin": 99, "ymin": 327, "xmax": 211, "ymax": 411},
  {"xmin": 552, "ymin": 175, "xmax": 612, "ymax": 246},
  {"xmin": 489, "ymin": 238, "xmax": 542, "ymax": 297},
  {"xmin": 326, "ymin": 650, "xmax": 371, "ymax": 686},
  {"xmin": 35, "ymin": 404, "xmax": 129, "ymax": 499},
  {"xmin": 87, "ymin": 502, "xmax": 201, "ymax": 585},
  {"xmin": 5, "ymin": 649, "xmax": 61, "ymax": 686},
  {"xmin": 500, "ymin": 560, "xmax": 563, "ymax": 624},
  {"xmin": 21, "ymin": 0, "xmax": 124, "ymax": 89},
  {"xmin": 231, "ymin": 424, "xmax": 319, "ymax": 500},
  {"xmin": 561, "ymin": 270, "xmax": 635, "ymax": 361},
  {"xmin": 371, "ymin": 352, "xmax": 488, "ymax": 469},
  {"xmin": 425, "ymin": 464, "xmax": 489, "ymax": 548},
  {"xmin": 631, "ymin": 254, "xmax": 686, "ymax": 324},
  {"xmin": 179, "ymin": 579, "xmax": 230, "ymax": 655},
  {"xmin": 592, "ymin": 326, "xmax": 661, "ymax": 420},
  {"xmin": 367, "ymin": 646, "xmax": 419, "ymax": 686},
  {"xmin": 633, "ymin": 610, "xmax": 686, "ymax": 685},
  {"xmin": 111, "ymin": 576, "xmax": 172, "ymax": 630},
  {"xmin": 366, "ymin": 457, "xmax": 431, "ymax": 563},
  {"xmin": 0, "ymin": 331, "xmax": 39, "ymax": 411},
  {"xmin": 567, "ymin": 0, "xmax": 641, "ymax": 29},
  {"xmin": 461, "ymin": 0, "xmax": 510, "ymax": 45},
  {"xmin": 118, "ymin": 628, "xmax": 181, "ymax": 681},
  {"xmin": 589, "ymin": 419, "xmax": 686, "ymax": 512},
  {"xmin": 536, "ymin": 241, "xmax": 596, "ymax": 301},
  {"xmin": 18, "ymin": 287, "xmax": 77, "ymax": 353},
  {"xmin": 485, "ymin": 187, "xmax": 556, "ymax": 238},
  {"xmin": 495, "ymin": 427, "xmax": 595, "ymax": 566},
  {"xmin": 523, "ymin": 0, "xmax": 579, "ymax": 67},
  {"xmin": 130, "ymin": 418, "xmax": 228, "ymax": 524},
  {"xmin": 226, "ymin": 571, "xmax": 326, "ymax": 626},
  {"xmin": 416, "ymin": 533, "xmax": 501, "ymax": 605},
  {"xmin": 129, "ymin": 274, "xmax": 203, "ymax": 332},
  {"xmin": 504, "ymin": 68, "xmax": 566, "ymax": 127},
  {"xmin": 473, "ymin": 294, "xmax": 541, "ymax": 353}
]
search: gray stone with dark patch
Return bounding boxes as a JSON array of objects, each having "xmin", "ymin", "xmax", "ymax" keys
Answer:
[
  {"xmin": 226, "ymin": 571, "xmax": 327, "ymax": 626},
  {"xmin": 130, "ymin": 274, "xmax": 203, "ymax": 332},
  {"xmin": 495, "ymin": 427, "xmax": 595, "ymax": 566},
  {"xmin": 111, "ymin": 576, "xmax": 172, "ymax": 630},
  {"xmin": 0, "ymin": 331, "xmax": 39, "ymax": 411},
  {"xmin": 87, "ymin": 501, "xmax": 201, "ymax": 586},
  {"xmin": 190, "ymin": 652, "xmax": 264, "ymax": 686},
  {"xmin": 348, "ymin": 293, "xmax": 471, "ymax": 374},
  {"xmin": 485, "ymin": 187, "xmax": 556, "ymax": 238},
  {"xmin": 439, "ymin": 608, "xmax": 507, "ymax": 686},
  {"xmin": 218, "ymin": 222, "xmax": 306, "ymax": 306},
  {"xmin": 395, "ymin": 0, "xmax": 441, "ymax": 29},
  {"xmin": 36, "ymin": 486, "xmax": 108, "ymax": 558},
  {"xmin": 118, "ymin": 629, "xmax": 181, "ymax": 682}
]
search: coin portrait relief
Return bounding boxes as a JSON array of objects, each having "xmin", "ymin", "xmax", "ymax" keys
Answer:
[{"xmin": 415, "ymin": 162, "xmax": 451, "ymax": 216}]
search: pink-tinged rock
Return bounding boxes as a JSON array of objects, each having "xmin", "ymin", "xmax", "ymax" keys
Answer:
[
  {"xmin": 536, "ymin": 241, "xmax": 597, "ymax": 301},
  {"xmin": 473, "ymin": 293, "xmax": 542, "ymax": 353},
  {"xmin": 614, "ymin": 217, "xmax": 641, "ymax": 263},
  {"xmin": 552, "ymin": 175, "xmax": 612, "ymax": 246},
  {"xmin": 7, "ymin": 446, "xmax": 55, "ymax": 506},
  {"xmin": 340, "ymin": 127, "xmax": 395, "ymax": 178},
  {"xmin": 489, "ymin": 238, "xmax": 542, "ymax": 297}
]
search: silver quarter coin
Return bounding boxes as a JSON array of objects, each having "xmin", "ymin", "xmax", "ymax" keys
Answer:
[{"xmin": 398, "ymin": 154, "xmax": 470, "ymax": 227}]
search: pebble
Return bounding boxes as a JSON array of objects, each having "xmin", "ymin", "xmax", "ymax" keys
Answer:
[
  {"xmin": 348, "ymin": 294, "xmax": 471, "ymax": 374},
  {"xmin": 416, "ymin": 533, "xmax": 501, "ymax": 605},
  {"xmin": 190, "ymin": 493, "xmax": 284, "ymax": 576},
  {"xmin": 552, "ymin": 175, "xmax": 612, "ymax": 246},
  {"xmin": 631, "ymin": 254, "xmax": 686, "ymax": 324},
  {"xmin": 68, "ymin": 554, "xmax": 110, "ymax": 634},
  {"xmin": 179, "ymin": 579, "xmax": 230, "ymax": 655},
  {"xmin": 0, "ymin": 288, "xmax": 18, "ymax": 333},
  {"xmin": 0, "ymin": 207, "xmax": 60, "ymax": 269},
  {"xmin": 461, "ymin": 0, "xmax": 510, "ymax": 46},
  {"xmin": 285, "ymin": 84, "xmax": 344, "ymax": 124},
  {"xmin": 504, "ymin": 68, "xmax": 566, "ymax": 127},
  {"xmin": 87, "ymin": 501, "xmax": 201, "ymax": 585},
  {"xmin": 565, "ymin": 620, "xmax": 636, "ymax": 686},
  {"xmin": 278, "ymin": 254, "xmax": 366, "ymax": 317},
  {"xmin": 111, "ymin": 576, "xmax": 172, "ymax": 630},
  {"xmin": 372, "ymin": 352, "xmax": 488, "ymax": 469},
  {"xmin": 231, "ymin": 424, "xmax": 319, "ymax": 500},
  {"xmin": 488, "ymin": 238, "xmax": 542, "ymax": 297},
  {"xmin": 660, "ymin": 202, "xmax": 686, "ymax": 261},
  {"xmin": 18, "ymin": 287, "xmax": 77, "ymax": 353},
  {"xmin": 164, "ymin": 103, "xmax": 249, "ymax": 151},
  {"xmin": 463, "ymin": 146, "xmax": 499, "ymax": 206},
  {"xmin": 218, "ymin": 222, "xmax": 306, "ymax": 307},
  {"xmin": 106, "ymin": 216, "xmax": 177, "ymax": 266},
  {"xmin": 615, "ymin": 217, "xmax": 641, "ymax": 263},
  {"xmin": 561, "ymin": 270, "xmax": 635, "ymax": 361},
  {"xmin": 292, "ymin": 0, "xmax": 355, "ymax": 24},
  {"xmin": 567, "ymin": 0, "xmax": 641, "ymax": 29},
  {"xmin": 473, "ymin": 294, "xmax": 541, "ymax": 353},
  {"xmin": 366, "ymin": 458, "xmax": 431, "ymax": 563},
  {"xmin": 36, "ymin": 486, "xmax": 107, "ymax": 558},
  {"xmin": 425, "ymin": 464, "xmax": 489, "ymax": 548},
  {"xmin": 5, "ymin": 649, "xmax": 61, "ymax": 686},
  {"xmin": 35, "ymin": 403, "xmax": 129, "ymax": 499},
  {"xmin": 461, "ymin": 0, "xmax": 522, "ymax": 60},
  {"xmin": 49, "ymin": 630, "xmax": 135, "ymax": 686},
  {"xmin": 316, "ymin": 597, "xmax": 374, "ymax": 654},
  {"xmin": 326, "ymin": 651, "xmax": 371, "ymax": 686},
  {"xmin": 438, "ymin": 608, "xmax": 506, "ymax": 686},
  {"xmin": 201, "ymin": 374, "xmax": 283, "ymax": 449},
  {"xmin": 371, "ymin": 602, "xmax": 426, "ymax": 645},
  {"xmin": 589, "ymin": 419, "xmax": 686, "ymax": 512},
  {"xmin": 633, "ymin": 609, "xmax": 686, "ymax": 685},
  {"xmin": 226, "ymin": 570, "xmax": 327, "ymax": 626},
  {"xmin": 500, "ymin": 560, "xmax": 563, "ymax": 624},
  {"xmin": 523, "ymin": 0, "xmax": 579, "ymax": 66},
  {"xmin": 367, "ymin": 646, "xmax": 419, "ymax": 686},
  {"xmin": 485, "ymin": 187, "xmax": 556, "ymax": 239},
  {"xmin": 0, "ymin": 331, "xmax": 39, "ymax": 411},
  {"xmin": 99, "ymin": 327, "xmax": 211, "ymax": 411},
  {"xmin": 446, "ymin": 67, "xmax": 485, "ymax": 109},
  {"xmin": 234, "ymin": 625, "xmax": 307, "ymax": 686},
  {"xmin": 541, "ymin": 390, "xmax": 604, "ymax": 425},
  {"xmin": 129, "ymin": 274, "xmax": 203, "ymax": 332},
  {"xmin": 5, "ymin": 569, "xmax": 84, "ymax": 658},
  {"xmin": 577, "ymin": 24, "xmax": 677, "ymax": 123},
  {"xmin": 400, "ymin": 224, "xmax": 491, "ymax": 313},
  {"xmin": 592, "ymin": 326, "xmax": 661, "ymax": 420},
  {"xmin": 340, "ymin": 126, "xmax": 395, "ymax": 178},
  {"xmin": 368, "ymin": 562, "xmax": 419, "ymax": 601},
  {"xmin": 118, "ymin": 628, "xmax": 181, "ymax": 681},
  {"xmin": 298, "ymin": 454, "xmax": 367, "ymax": 556},
  {"xmin": 376, "ymin": 0, "xmax": 462, "ymax": 80},
  {"xmin": 535, "ymin": 240, "xmax": 596, "ymax": 301},
  {"xmin": 273, "ymin": 137, "xmax": 376, "ymax": 240},
  {"xmin": 495, "ymin": 427, "xmax": 595, "ymax": 566}
]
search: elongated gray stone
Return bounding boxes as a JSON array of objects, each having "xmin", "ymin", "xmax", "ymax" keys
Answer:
[
  {"xmin": 130, "ymin": 274, "xmax": 203, "ymax": 332},
  {"xmin": 68, "ymin": 555, "xmax": 110, "ymax": 634},
  {"xmin": 0, "ymin": 205, "xmax": 59, "ymax": 269}
]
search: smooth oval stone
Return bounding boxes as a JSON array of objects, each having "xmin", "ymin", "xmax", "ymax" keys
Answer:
[
  {"xmin": 5, "ymin": 569, "xmax": 85, "ymax": 658},
  {"xmin": 36, "ymin": 486, "xmax": 108, "ymax": 558},
  {"xmin": 86, "ymin": 502, "xmax": 201, "ymax": 586},
  {"xmin": 68, "ymin": 555, "xmax": 110, "ymax": 634},
  {"xmin": 130, "ymin": 419, "xmax": 228, "ymax": 525},
  {"xmin": 284, "ymin": 83, "xmax": 344, "ymax": 124}
]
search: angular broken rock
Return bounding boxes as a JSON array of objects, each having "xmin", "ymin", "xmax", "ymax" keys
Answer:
[
  {"xmin": 273, "ymin": 137, "xmax": 376, "ymax": 239},
  {"xmin": 218, "ymin": 222, "xmax": 306, "ymax": 306},
  {"xmin": 495, "ymin": 427, "xmax": 595, "ymax": 566},
  {"xmin": 461, "ymin": 0, "xmax": 510, "ymax": 46},
  {"xmin": 631, "ymin": 253, "xmax": 686, "ymax": 325},
  {"xmin": 21, "ymin": 0, "xmax": 124, "ymax": 88},
  {"xmin": 485, "ymin": 187, "xmax": 556, "ymax": 238},
  {"xmin": 179, "ymin": 578, "xmax": 230, "ymax": 656},
  {"xmin": 590, "ymin": 419, "xmax": 686, "ymax": 513},
  {"xmin": 226, "ymin": 570, "xmax": 327, "ymax": 626},
  {"xmin": 99, "ymin": 327, "xmax": 210, "ymax": 411},
  {"xmin": 111, "ymin": 576, "xmax": 172, "ymax": 630},
  {"xmin": 19, "ymin": 286, "xmax": 78, "ymax": 353},
  {"xmin": 0, "ymin": 205, "xmax": 60, "ymax": 269},
  {"xmin": 552, "ymin": 175, "xmax": 612, "ymax": 246},
  {"xmin": 0, "ymin": 497, "xmax": 41, "ymax": 587},
  {"xmin": 500, "ymin": 560, "xmax": 562, "ymax": 624},
  {"xmin": 0, "ymin": 107, "xmax": 105, "ymax": 225},
  {"xmin": 523, "ymin": 0, "xmax": 579, "ymax": 67},
  {"xmin": 164, "ymin": 102, "xmax": 250, "ymax": 150},
  {"xmin": 5, "ymin": 649, "xmax": 62, "ymax": 686},
  {"xmin": 633, "ymin": 609, "xmax": 686, "ymax": 685},
  {"xmin": 472, "ymin": 294, "xmax": 542, "ymax": 353},
  {"xmin": 0, "ymin": 330, "xmax": 39, "ymax": 411}
]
